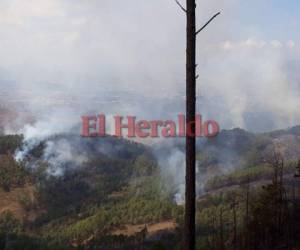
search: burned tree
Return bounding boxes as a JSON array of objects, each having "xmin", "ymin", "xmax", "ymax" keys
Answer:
[{"xmin": 175, "ymin": 1, "xmax": 220, "ymax": 249}]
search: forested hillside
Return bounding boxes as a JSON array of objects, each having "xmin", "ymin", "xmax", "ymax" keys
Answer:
[{"xmin": 0, "ymin": 127, "xmax": 299, "ymax": 249}]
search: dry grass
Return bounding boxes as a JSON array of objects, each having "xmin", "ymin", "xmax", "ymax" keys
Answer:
[
  {"xmin": 111, "ymin": 220, "xmax": 177, "ymax": 237},
  {"xmin": 0, "ymin": 184, "xmax": 41, "ymax": 221}
]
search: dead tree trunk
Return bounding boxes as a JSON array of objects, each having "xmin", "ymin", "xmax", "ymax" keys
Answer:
[
  {"xmin": 175, "ymin": 1, "xmax": 220, "ymax": 249},
  {"xmin": 184, "ymin": 1, "xmax": 197, "ymax": 249},
  {"xmin": 219, "ymin": 206, "xmax": 225, "ymax": 250},
  {"xmin": 245, "ymin": 175, "xmax": 250, "ymax": 250},
  {"xmin": 233, "ymin": 202, "xmax": 238, "ymax": 250}
]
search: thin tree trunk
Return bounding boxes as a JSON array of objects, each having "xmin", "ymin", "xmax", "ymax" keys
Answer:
[
  {"xmin": 219, "ymin": 207, "xmax": 225, "ymax": 250},
  {"xmin": 245, "ymin": 175, "xmax": 250, "ymax": 250},
  {"xmin": 184, "ymin": 0, "xmax": 196, "ymax": 249},
  {"xmin": 232, "ymin": 202, "xmax": 237, "ymax": 250}
]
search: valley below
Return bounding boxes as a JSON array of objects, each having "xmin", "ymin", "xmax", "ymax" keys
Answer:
[{"xmin": 0, "ymin": 126, "xmax": 299, "ymax": 249}]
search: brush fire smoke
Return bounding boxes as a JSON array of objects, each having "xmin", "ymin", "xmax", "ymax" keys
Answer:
[{"xmin": 1, "ymin": 0, "xmax": 300, "ymax": 205}]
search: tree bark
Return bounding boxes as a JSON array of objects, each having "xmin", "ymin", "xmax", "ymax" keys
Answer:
[
  {"xmin": 233, "ymin": 202, "xmax": 237, "ymax": 250},
  {"xmin": 184, "ymin": 0, "xmax": 196, "ymax": 249}
]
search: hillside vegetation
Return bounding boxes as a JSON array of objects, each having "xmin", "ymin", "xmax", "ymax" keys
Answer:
[{"xmin": 0, "ymin": 126, "xmax": 299, "ymax": 249}]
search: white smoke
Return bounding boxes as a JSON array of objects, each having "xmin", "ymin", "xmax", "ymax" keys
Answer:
[
  {"xmin": 42, "ymin": 139, "xmax": 88, "ymax": 176},
  {"xmin": 1, "ymin": 0, "xmax": 300, "ymax": 133},
  {"xmin": 154, "ymin": 144, "xmax": 202, "ymax": 205},
  {"xmin": 13, "ymin": 110, "xmax": 135, "ymax": 176},
  {"xmin": 160, "ymin": 149, "xmax": 186, "ymax": 204},
  {"xmin": 14, "ymin": 108, "xmax": 80, "ymax": 173},
  {"xmin": 0, "ymin": 0, "xmax": 299, "ymax": 198}
]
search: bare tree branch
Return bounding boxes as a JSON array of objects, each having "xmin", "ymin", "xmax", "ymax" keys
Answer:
[
  {"xmin": 196, "ymin": 12, "xmax": 221, "ymax": 35},
  {"xmin": 174, "ymin": 0, "xmax": 186, "ymax": 13}
]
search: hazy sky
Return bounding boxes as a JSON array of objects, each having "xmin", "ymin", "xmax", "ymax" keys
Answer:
[{"xmin": 0, "ymin": 0, "xmax": 300, "ymax": 132}]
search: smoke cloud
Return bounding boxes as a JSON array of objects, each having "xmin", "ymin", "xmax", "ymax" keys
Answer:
[
  {"xmin": 1, "ymin": 0, "xmax": 299, "ymax": 197},
  {"xmin": 0, "ymin": 0, "xmax": 299, "ymax": 133}
]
